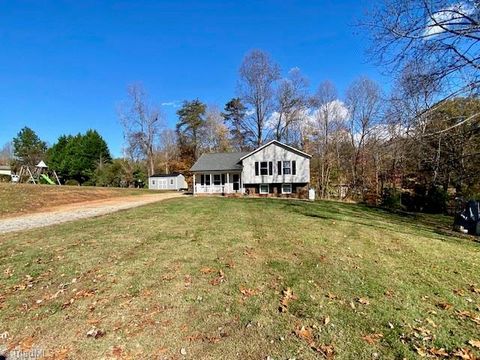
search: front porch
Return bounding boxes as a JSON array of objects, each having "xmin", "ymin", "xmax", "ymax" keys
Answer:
[{"xmin": 193, "ymin": 172, "xmax": 243, "ymax": 194}]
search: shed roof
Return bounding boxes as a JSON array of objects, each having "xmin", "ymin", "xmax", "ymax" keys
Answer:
[
  {"xmin": 190, "ymin": 152, "xmax": 249, "ymax": 172},
  {"xmin": 150, "ymin": 172, "xmax": 183, "ymax": 178}
]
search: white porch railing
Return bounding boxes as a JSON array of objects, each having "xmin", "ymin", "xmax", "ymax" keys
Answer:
[{"xmin": 195, "ymin": 184, "xmax": 242, "ymax": 194}]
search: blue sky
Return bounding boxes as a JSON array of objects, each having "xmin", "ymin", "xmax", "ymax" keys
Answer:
[{"xmin": 0, "ymin": 0, "xmax": 385, "ymax": 157}]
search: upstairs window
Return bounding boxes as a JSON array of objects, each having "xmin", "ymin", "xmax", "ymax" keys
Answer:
[
  {"xmin": 260, "ymin": 161, "xmax": 269, "ymax": 175},
  {"xmin": 283, "ymin": 161, "xmax": 291, "ymax": 175}
]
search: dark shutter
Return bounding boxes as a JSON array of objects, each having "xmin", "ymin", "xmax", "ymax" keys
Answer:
[
  {"xmin": 200, "ymin": 174, "xmax": 204, "ymax": 185},
  {"xmin": 277, "ymin": 161, "xmax": 282, "ymax": 175},
  {"xmin": 255, "ymin": 162, "xmax": 259, "ymax": 176},
  {"xmin": 269, "ymin": 162, "xmax": 273, "ymax": 175},
  {"xmin": 292, "ymin": 161, "xmax": 296, "ymax": 175}
]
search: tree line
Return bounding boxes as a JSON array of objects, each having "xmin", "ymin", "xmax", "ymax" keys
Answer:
[{"xmin": 2, "ymin": 0, "xmax": 479, "ymax": 213}]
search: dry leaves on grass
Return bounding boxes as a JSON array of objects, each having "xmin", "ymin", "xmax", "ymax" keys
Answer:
[
  {"xmin": 452, "ymin": 348, "xmax": 477, "ymax": 359},
  {"xmin": 279, "ymin": 287, "xmax": 298, "ymax": 313},
  {"xmin": 294, "ymin": 325, "xmax": 335, "ymax": 359},
  {"xmin": 469, "ymin": 284, "xmax": 480, "ymax": 294},
  {"xmin": 86, "ymin": 327, "xmax": 105, "ymax": 339},
  {"xmin": 436, "ymin": 301, "xmax": 453, "ymax": 310},
  {"xmin": 199, "ymin": 267, "xmax": 215, "ymax": 274},
  {"xmin": 357, "ymin": 297, "xmax": 370, "ymax": 305},
  {"xmin": 362, "ymin": 333, "xmax": 383, "ymax": 345},
  {"xmin": 457, "ymin": 310, "xmax": 480, "ymax": 325},
  {"xmin": 209, "ymin": 270, "xmax": 225, "ymax": 286},
  {"xmin": 468, "ymin": 340, "xmax": 480, "ymax": 349},
  {"xmin": 239, "ymin": 286, "xmax": 259, "ymax": 298}
]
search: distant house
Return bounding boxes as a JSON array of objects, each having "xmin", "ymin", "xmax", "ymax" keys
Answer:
[
  {"xmin": 148, "ymin": 173, "xmax": 187, "ymax": 191},
  {"xmin": 190, "ymin": 140, "xmax": 311, "ymax": 198}
]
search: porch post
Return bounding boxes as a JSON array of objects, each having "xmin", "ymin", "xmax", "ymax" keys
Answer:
[
  {"xmin": 193, "ymin": 173, "xmax": 196, "ymax": 195},
  {"xmin": 226, "ymin": 173, "xmax": 230, "ymax": 193},
  {"xmin": 209, "ymin": 173, "xmax": 212, "ymax": 193}
]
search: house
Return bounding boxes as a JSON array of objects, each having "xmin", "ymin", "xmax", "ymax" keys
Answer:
[
  {"xmin": 148, "ymin": 173, "xmax": 187, "ymax": 191},
  {"xmin": 190, "ymin": 140, "xmax": 311, "ymax": 198}
]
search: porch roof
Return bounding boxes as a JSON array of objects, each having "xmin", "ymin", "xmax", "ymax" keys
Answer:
[{"xmin": 190, "ymin": 152, "xmax": 249, "ymax": 172}]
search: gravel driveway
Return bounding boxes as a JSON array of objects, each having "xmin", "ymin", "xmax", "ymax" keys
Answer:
[{"xmin": 0, "ymin": 192, "xmax": 184, "ymax": 234}]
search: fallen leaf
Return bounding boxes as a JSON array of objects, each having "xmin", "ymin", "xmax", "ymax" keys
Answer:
[
  {"xmin": 357, "ymin": 297, "xmax": 370, "ymax": 305},
  {"xmin": 437, "ymin": 302, "xmax": 453, "ymax": 310},
  {"xmin": 468, "ymin": 339, "xmax": 480, "ymax": 349},
  {"xmin": 314, "ymin": 344, "xmax": 335, "ymax": 359},
  {"xmin": 469, "ymin": 284, "xmax": 480, "ymax": 294},
  {"xmin": 294, "ymin": 326, "xmax": 314, "ymax": 345},
  {"xmin": 326, "ymin": 292, "xmax": 337, "ymax": 300},
  {"xmin": 324, "ymin": 316, "xmax": 330, "ymax": 326},
  {"xmin": 209, "ymin": 270, "xmax": 225, "ymax": 286},
  {"xmin": 428, "ymin": 348, "xmax": 449, "ymax": 357},
  {"xmin": 86, "ymin": 327, "xmax": 105, "ymax": 339},
  {"xmin": 239, "ymin": 286, "xmax": 258, "ymax": 298},
  {"xmin": 452, "ymin": 348, "xmax": 476, "ymax": 359},
  {"xmin": 199, "ymin": 267, "xmax": 215, "ymax": 274},
  {"xmin": 362, "ymin": 333, "xmax": 383, "ymax": 345},
  {"xmin": 279, "ymin": 287, "xmax": 297, "ymax": 312}
]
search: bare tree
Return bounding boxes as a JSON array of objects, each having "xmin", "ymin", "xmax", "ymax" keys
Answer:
[
  {"xmin": 0, "ymin": 142, "xmax": 13, "ymax": 165},
  {"xmin": 238, "ymin": 49, "xmax": 281, "ymax": 146},
  {"xmin": 271, "ymin": 68, "xmax": 309, "ymax": 144},
  {"xmin": 118, "ymin": 84, "xmax": 165, "ymax": 177},
  {"xmin": 155, "ymin": 129, "xmax": 178, "ymax": 174},
  {"xmin": 200, "ymin": 105, "xmax": 231, "ymax": 153},
  {"xmin": 365, "ymin": 0, "xmax": 480, "ymax": 123},
  {"xmin": 310, "ymin": 81, "xmax": 347, "ymax": 198},
  {"xmin": 345, "ymin": 77, "xmax": 383, "ymax": 199}
]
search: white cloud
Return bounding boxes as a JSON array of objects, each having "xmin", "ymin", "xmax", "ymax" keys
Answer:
[
  {"xmin": 424, "ymin": 2, "xmax": 474, "ymax": 37},
  {"xmin": 161, "ymin": 101, "xmax": 180, "ymax": 108}
]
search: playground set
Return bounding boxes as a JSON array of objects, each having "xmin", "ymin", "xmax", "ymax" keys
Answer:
[{"xmin": 11, "ymin": 160, "xmax": 61, "ymax": 185}]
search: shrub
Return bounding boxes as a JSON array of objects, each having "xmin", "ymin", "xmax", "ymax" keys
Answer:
[
  {"xmin": 381, "ymin": 187, "xmax": 402, "ymax": 210},
  {"xmin": 64, "ymin": 179, "xmax": 80, "ymax": 186}
]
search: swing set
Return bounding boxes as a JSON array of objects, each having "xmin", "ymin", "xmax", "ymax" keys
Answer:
[{"xmin": 11, "ymin": 160, "xmax": 61, "ymax": 185}]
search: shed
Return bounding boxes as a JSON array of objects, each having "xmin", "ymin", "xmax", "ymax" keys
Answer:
[
  {"xmin": 148, "ymin": 173, "xmax": 187, "ymax": 191},
  {"xmin": 0, "ymin": 165, "xmax": 11, "ymax": 176}
]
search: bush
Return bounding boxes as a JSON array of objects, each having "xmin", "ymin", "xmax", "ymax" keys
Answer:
[
  {"xmin": 64, "ymin": 179, "xmax": 80, "ymax": 186},
  {"xmin": 381, "ymin": 187, "xmax": 402, "ymax": 210},
  {"xmin": 424, "ymin": 185, "xmax": 448, "ymax": 213}
]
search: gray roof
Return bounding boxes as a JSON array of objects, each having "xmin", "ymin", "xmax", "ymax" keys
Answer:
[
  {"xmin": 190, "ymin": 152, "xmax": 249, "ymax": 172},
  {"xmin": 150, "ymin": 172, "xmax": 182, "ymax": 178}
]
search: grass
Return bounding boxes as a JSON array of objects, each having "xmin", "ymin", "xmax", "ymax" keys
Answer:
[
  {"xmin": 0, "ymin": 183, "xmax": 156, "ymax": 218},
  {"xmin": 0, "ymin": 197, "xmax": 479, "ymax": 359}
]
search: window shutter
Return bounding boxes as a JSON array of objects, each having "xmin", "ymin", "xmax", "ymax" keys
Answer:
[
  {"xmin": 269, "ymin": 162, "xmax": 273, "ymax": 175},
  {"xmin": 292, "ymin": 161, "xmax": 296, "ymax": 175},
  {"xmin": 255, "ymin": 162, "xmax": 259, "ymax": 176},
  {"xmin": 277, "ymin": 161, "xmax": 282, "ymax": 175}
]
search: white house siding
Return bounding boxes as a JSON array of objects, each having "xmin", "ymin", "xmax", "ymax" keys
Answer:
[
  {"xmin": 148, "ymin": 174, "xmax": 186, "ymax": 190},
  {"xmin": 241, "ymin": 143, "xmax": 310, "ymax": 185}
]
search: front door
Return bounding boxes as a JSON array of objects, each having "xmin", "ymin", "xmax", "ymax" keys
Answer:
[{"xmin": 233, "ymin": 174, "xmax": 240, "ymax": 191}]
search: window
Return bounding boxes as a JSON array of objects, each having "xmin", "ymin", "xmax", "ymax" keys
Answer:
[
  {"xmin": 170, "ymin": 179, "xmax": 174, "ymax": 185},
  {"xmin": 259, "ymin": 183, "xmax": 269, "ymax": 194},
  {"xmin": 282, "ymin": 183, "xmax": 292, "ymax": 194},
  {"xmin": 260, "ymin": 161, "xmax": 268, "ymax": 175},
  {"xmin": 213, "ymin": 174, "xmax": 221, "ymax": 185},
  {"xmin": 283, "ymin": 161, "xmax": 291, "ymax": 175},
  {"xmin": 152, "ymin": 180, "xmax": 156, "ymax": 185},
  {"xmin": 205, "ymin": 174, "xmax": 211, "ymax": 186}
]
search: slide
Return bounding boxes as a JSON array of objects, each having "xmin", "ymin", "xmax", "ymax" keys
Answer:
[{"xmin": 40, "ymin": 174, "xmax": 56, "ymax": 185}]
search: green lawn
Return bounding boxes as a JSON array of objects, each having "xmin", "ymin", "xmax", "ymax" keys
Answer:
[{"xmin": 0, "ymin": 197, "xmax": 479, "ymax": 359}]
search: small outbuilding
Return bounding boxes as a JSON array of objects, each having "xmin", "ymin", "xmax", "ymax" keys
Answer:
[{"xmin": 148, "ymin": 173, "xmax": 187, "ymax": 191}]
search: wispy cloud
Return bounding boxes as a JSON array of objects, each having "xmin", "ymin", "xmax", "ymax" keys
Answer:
[
  {"xmin": 424, "ymin": 2, "xmax": 474, "ymax": 37},
  {"xmin": 161, "ymin": 101, "xmax": 181, "ymax": 108}
]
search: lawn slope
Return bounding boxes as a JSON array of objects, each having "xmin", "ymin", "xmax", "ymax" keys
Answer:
[
  {"xmin": 0, "ymin": 183, "xmax": 155, "ymax": 218},
  {"xmin": 0, "ymin": 198, "xmax": 479, "ymax": 359}
]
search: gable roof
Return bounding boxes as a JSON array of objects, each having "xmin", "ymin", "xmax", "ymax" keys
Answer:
[
  {"xmin": 150, "ymin": 172, "xmax": 183, "ymax": 178},
  {"xmin": 190, "ymin": 152, "xmax": 249, "ymax": 172},
  {"xmin": 239, "ymin": 140, "xmax": 311, "ymax": 160}
]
